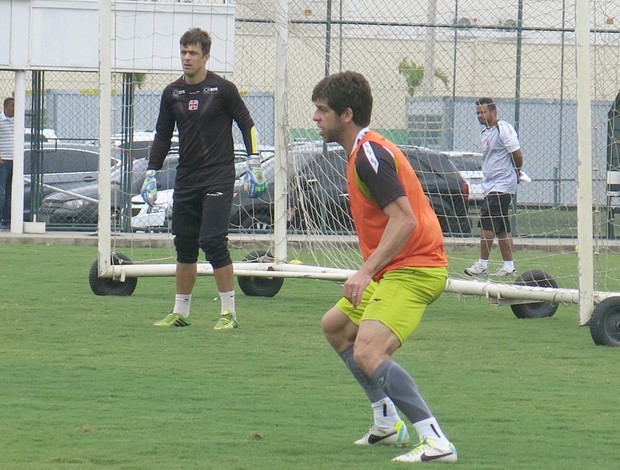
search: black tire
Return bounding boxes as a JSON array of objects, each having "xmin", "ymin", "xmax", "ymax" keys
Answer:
[
  {"xmin": 237, "ymin": 250, "xmax": 284, "ymax": 297},
  {"xmin": 589, "ymin": 297, "xmax": 620, "ymax": 346},
  {"xmin": 511, "ymin": 270, "xmax": 559, "ymax": 318},
  {"xmin": 89, "ymin": 252, "xmax": 137, "ymax": 296}
]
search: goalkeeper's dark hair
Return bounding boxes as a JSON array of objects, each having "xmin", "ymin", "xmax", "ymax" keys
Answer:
[
  {"xmin": 476, "ymin": 97, "xmax": 496, "ymax": 111},
  {"xmin": 180, "ymin": 28, "xmax": 212, "ymax": 56},
  {"xmin": 312, "ymin": 71, "xmax": 372, "ymax": 127}
]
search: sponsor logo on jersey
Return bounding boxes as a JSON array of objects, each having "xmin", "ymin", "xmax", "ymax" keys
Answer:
[
  {"xmin": 188, "ymin": 100, "xmax": 199, "ymax": 111},
  {"xmin": 172, "ymin": 89, "xmax": 185, "ymax": 97},
  {"xmin": 362, "ymin": 141, "xmax": 380, "ymax": 173},
  {"xmin": 203, "ymin": 86, "xmax": 219, "ymax": 94}
]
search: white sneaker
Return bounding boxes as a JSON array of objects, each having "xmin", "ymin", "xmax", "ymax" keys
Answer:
[
  {"xmin": 392, "ymin": 439, "xmax": 458, "ymax": 463},
  {"xmin": 354, "ymin": 420, "xmax": 410, "ymax": 447},
  {"xmin": 464, "ymin": 261, "xmax": 488, "ymax": 276},
  {"xmin": 496, "ymin": 267, "xmax": 517, "ymax": 277}
]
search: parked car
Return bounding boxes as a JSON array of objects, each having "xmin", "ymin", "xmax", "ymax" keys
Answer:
[
  {"xmin": 442, "ymin": 151, "xmax": 484, "ymax": 204},
  {"xmin": 131, "ymin": 141, "xmax": 472, "ymax": 236},
  {"xmin": 38, "ymin": 155, "xmax": 171, "ymax": 226},
  {"xmin": 24, "ymin": 143, "xmax": 121, "ymax": 221},
  {"xmin": 286, "ymin": 142, "xmax": 471, "ymax": 235},
  {"xmin": 129, "ymin": 147, "xmax": 276, "ymax": 231},
  {"xmin": 110, "ymin": 131, "xmax": 179, "ymax": 161},
  {"xmin": 131, "ymin": 188, "xmax": 174, "ymax": 230}
]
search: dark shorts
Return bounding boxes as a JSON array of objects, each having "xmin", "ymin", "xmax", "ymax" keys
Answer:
[
  {"xmin": 478, "ymin": 192, "xmax": 512, "ymax": 235},
  {"xmin": 171, "ymin": 183, "xmax": 234, "ymax": 264}
]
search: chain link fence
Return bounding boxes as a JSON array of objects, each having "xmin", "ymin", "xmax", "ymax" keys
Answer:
[{"xmin": 1, "ymin": 0, "xmax": 619, "ymax": 237}]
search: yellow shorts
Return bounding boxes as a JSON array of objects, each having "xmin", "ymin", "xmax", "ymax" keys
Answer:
[{"xmin": 336, "ymin": 267, "xmax": 448, "ymax": 344}]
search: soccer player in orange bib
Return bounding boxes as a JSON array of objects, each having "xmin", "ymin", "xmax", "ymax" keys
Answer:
[{"xmin": 312, "ymin": 71, "xmax": 457, "ymax": 464}]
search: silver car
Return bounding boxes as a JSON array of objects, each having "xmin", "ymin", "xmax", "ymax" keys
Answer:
[
  {"xmin": 442, "ymin": 151, "xmax": 484, "ymax": 204},
  {"xmin": 25, "ymin": 143, "xmax": 122, "ymax": 221}
]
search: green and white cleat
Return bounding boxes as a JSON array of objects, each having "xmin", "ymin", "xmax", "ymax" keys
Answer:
[
  {"xmin": 392, "ymin": 439, "xmax": 457, "ymax": 463},
  {"xmin": 355, "ymin": 420, "xmax": 410, "ymax": 447},
  {"xmin": 213, "ymin": 311, "xmax": 239, "ymax": 330},
  {"xmin": 153, "ymin": 313, "xmax": 191, "ymax": 327}
]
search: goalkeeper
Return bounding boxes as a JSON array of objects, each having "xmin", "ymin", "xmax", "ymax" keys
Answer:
[{"xmin": 141, "ymin": 27, "xmax": 267, "ymax": 330}]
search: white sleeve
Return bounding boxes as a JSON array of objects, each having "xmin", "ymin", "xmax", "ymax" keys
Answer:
[{"xmin": 500, "ymin": 122, "xmax": 521, "ymax": 153}]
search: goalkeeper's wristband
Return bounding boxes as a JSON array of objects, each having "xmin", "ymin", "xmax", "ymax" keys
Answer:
[{"xmin": 247, "ymin": 154, "xmax": 261, "ymax": 170}]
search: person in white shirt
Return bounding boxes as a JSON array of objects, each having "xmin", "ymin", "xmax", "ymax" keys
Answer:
[
  {"xmin": 465, "ymin": 97, "xmax": 524, "ymax": 277},
  {"xmin": 0, "ymin": 97, "xmax": 15, "ymax": 229}
]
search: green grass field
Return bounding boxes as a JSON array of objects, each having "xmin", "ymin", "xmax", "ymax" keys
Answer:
[{"xmin": 1, "ymin": 243, "xmax": 619, "ymax": 469}]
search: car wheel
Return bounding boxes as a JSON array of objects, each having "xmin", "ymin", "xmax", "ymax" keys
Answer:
[{"xmin": 88, "ymin": 252, "xmax": 137, "ymax": 296}]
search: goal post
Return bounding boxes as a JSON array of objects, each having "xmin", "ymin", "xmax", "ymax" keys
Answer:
[
  {"xmin": 575, "ymin": 0, "xmax": 595, "ymax": 325},
  {"xmin": 97, "ymin": 0, "xmax": 113, "ymax": 280}
]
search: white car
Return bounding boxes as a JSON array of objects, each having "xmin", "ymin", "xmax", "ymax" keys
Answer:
[
  {"xmin": 131, "ymin": 147, "xmax": 275, "ymax": 231},
  {"xmin": 131, "ymin": 189, "xmax": 174, "ymax": 230},
  {"xmin": 442, "ymin": 151, "xmax": 484, "ymax": 203}
]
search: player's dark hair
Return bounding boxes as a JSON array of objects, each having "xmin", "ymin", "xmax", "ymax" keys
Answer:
[
  {"xmin": 3, "ymin": 97, "xmax": 14, "ymax": 107},
  {"xmin": 180, "ymin": 28, "xmax": 212, "ymax": 55},
  {"xmin": 312, "ymin": 71, "xmax": 372, "ymax": 127},
  {"xmin": 476, "ymin": 97, "xmax": 496, "ymax": 111}
]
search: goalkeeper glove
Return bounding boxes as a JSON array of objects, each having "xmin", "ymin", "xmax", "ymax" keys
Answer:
[
  {"xmin": 243, "ymin": 154, "xmax": 268, "ymax": 198},
  {"xmin": 141, "ymin": 169, "xmax": 158, "ymax": 206}
]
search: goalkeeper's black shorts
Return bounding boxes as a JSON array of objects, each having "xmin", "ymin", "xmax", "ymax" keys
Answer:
[{"xmin": 171, "ymin": 183, "xmax": 234, "ymax": 265}]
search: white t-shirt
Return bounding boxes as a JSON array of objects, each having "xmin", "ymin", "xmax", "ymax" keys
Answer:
[
  {"xmin": 480, "ymin": 120, "xmax": 520, "ymax": 195},
  {"xmin": 0, "ymin": 112, "xmax": 14, "ymax": 160}
]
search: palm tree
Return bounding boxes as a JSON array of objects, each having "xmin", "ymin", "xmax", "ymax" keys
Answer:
[{"xmin": 398, "ymin": 58, "xmax": 449, "ymax": 96}]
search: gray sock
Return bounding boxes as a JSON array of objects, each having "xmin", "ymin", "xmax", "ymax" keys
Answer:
[
  {"xmin": 339, "ymin": 346, "xmax": 387, "ymax": 403},
  {"xmin": 372, "ymin": 359, "xmax": 432, "ymax": 423}
]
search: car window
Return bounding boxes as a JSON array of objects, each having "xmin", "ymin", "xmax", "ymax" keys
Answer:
[
  {"xmin": 403, "ymin": 149, "xmax": 464, "ymax": 194},
  {"xmin": 41, "ymin": 149, "xmax": 100, "ymax": 173},
  {"xmin": 448, "ymin": 156, "xmax": 482, "ymax": 171},
  {"xmin": 23, "ymin": 148, "xmax": 115, "ymax": 176},
  {"xmin": 116, "ymin": 141, "xmax": 179, "ymax": 161},
  {"xmin": 407, "ymin": 154, "xmax": 434, "ymax": 174},
  {"xmin": 118, "ymin": 141, "xmax": 152, "ymax": 161}
]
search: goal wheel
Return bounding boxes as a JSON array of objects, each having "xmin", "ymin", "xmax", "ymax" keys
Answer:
[
  {"xmin": 510, "ymin": 270, "xmax": 559, "ymax": 319},
  {"xmin": 237, "ymin": 250, "xmax": 284, "ymax": 297},
  {"xmin": 589, "ymin": 297, "xmax": 620, "ymax": 346},
  {"xmin": 89, "ymin": 253, "xmax": 137, "ymax": 296}
]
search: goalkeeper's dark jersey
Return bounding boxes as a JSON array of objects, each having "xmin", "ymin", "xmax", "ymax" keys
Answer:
[{"xmin": 148, "ymin": 71, "xmax": 256, "ymax": 187}]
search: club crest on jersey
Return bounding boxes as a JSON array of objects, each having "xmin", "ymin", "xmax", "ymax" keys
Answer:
[
  {"xmin": 203, "ymin": 86, "xmax": 218, "ymax": 94},
  {"xmin": 188, "ymin": 99, "xmax": 199, "ymax": 111}
]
